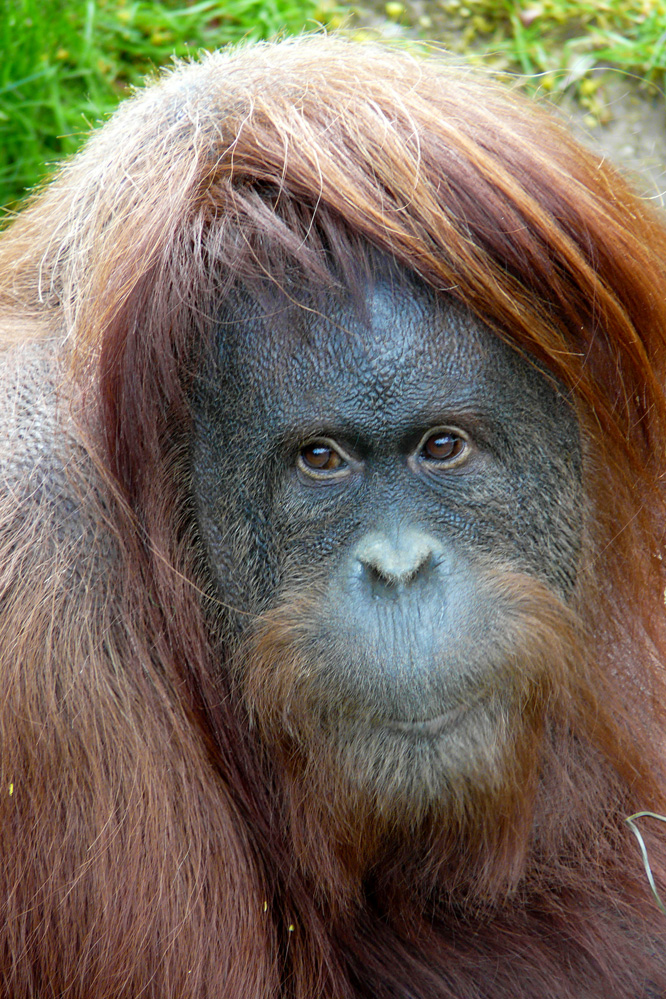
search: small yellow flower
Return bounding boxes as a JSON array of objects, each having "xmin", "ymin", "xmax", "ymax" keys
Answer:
[{"xmin": 385, "ymin": 2, "xmax": 404, "ymax": 19}]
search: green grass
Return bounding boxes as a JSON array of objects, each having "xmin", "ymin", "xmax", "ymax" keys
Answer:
[
  {"xmin": 460, "ymin": 1, "xmax": 666, "ymax": 115},
  {"xmin": 470, "ymin": 0, "xmax": 666, "ymax": 84},
  {"xmin": 383, "ymin": 0, "xmax": 666, "ymax": 119},
  {"xmin": 2, "ymin": 0, "xmax": 665, "ymax": 208}
]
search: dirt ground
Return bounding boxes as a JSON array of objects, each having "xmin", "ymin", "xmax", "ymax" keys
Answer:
[{"xmin": 563, "ymin": 82, "xmax": 666, "ymax": 205}]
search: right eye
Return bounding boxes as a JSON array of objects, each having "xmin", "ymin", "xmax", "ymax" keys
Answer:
[
  {"xmin": 421, "ymin": 430, "xmax": 466, "ymax": 463},
  {"xmin": 297, "ymin": 441, "xmax": 348, "ymax": 477}
]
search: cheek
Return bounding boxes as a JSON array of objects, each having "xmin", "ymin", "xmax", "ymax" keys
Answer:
[
  {"xmin": 414, "ymin": 448, "xmax": 583, "ymax": 597},
  {"xmin": 507, "ymin": 449, "xmax": 583, "ymax": 593},
  {"xmin": 191, "ymin": 417, "xmax": 282, "ymax": 615}
]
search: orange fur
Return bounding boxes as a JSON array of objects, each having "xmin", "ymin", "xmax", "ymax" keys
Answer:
[{"xmin": 1, "ymin": 35, "xmax": 666, "ymax": 998}]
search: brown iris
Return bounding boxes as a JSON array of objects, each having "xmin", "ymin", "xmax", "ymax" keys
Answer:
[
  {"xmin": 299, "ymin": 443, "xmax": 344, "ymax": 473},
  {"xmin": 421, "ymin": 431, "xmax": 466, "ymax": 463}
]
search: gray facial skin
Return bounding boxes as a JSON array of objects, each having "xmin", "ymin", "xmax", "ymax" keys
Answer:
[{"xmin": 192, "ymin": 270, "xmax": 582, "ymax": 727}]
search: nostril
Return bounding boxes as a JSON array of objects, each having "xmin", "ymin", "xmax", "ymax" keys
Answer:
[
  {"xmin": 363, "ymin": 561, "xmax": 397, "ymax": 589},
  {"xmin": 364, "ymin": 562, "xmax": 386, "ymax": 585},
  {"xmin": 361, "ymin": 554, "xmax": 428, "ymax": 587}
]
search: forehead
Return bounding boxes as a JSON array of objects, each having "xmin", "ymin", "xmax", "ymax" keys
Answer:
[{"xmin": 220, "ymin": 277, "xmax": 540, "ymax": 415}]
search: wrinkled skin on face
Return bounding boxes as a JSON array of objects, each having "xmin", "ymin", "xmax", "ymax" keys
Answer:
[{"xmin": 192, "ymin": 267, "xmax": 582, "ymax": 794}]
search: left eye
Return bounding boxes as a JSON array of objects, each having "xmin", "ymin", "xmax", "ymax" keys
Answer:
[
  {"xmin": 419, "ymin": 429, "xmax": 468, "ymax": 465},
  {"xmin": 298, "ymin": 441, "xmax": 346, "ymax": 475}
]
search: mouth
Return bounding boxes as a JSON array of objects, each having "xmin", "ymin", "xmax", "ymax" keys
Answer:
[{"xmin": 384, "ymin": 701, "xmax": 475, "ymax": 737}]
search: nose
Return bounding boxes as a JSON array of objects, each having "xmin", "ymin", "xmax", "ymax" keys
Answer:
[{"xmin": 353, "ymin": 528, "xmax": 440, "ymax": 589}]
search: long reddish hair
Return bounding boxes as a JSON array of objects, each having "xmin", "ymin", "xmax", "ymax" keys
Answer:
[{"xmin": 1, "ymin": 35, "xmax": 666, "ymax": 998}]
